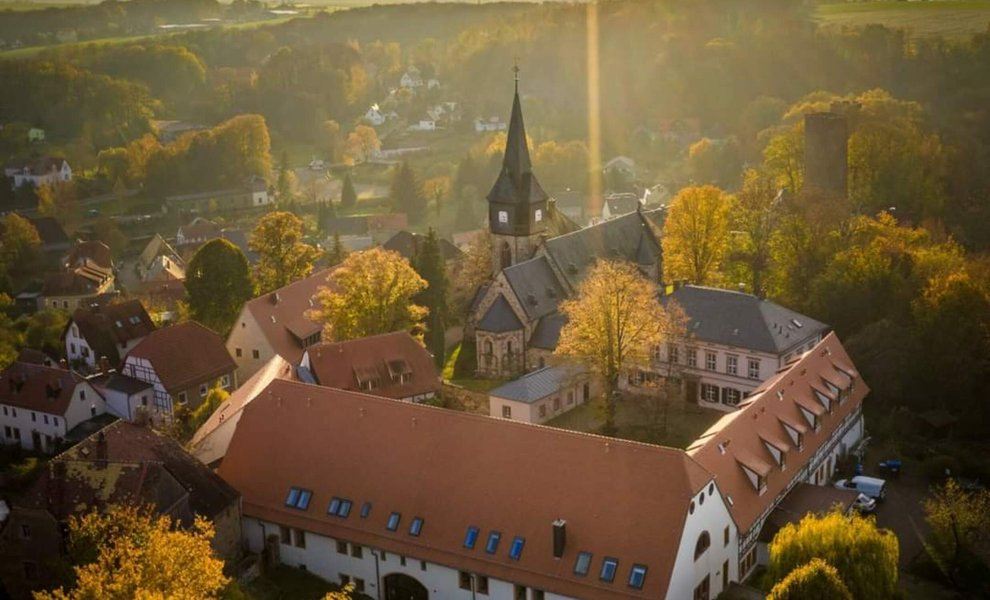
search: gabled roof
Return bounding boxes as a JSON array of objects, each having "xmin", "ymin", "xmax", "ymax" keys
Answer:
[
  {"xmin": 177, "ymin": 217, "xmax": 220, "ymax": 242},
  {"xmin": 0, "ymin": 361, "xmax": 87, "ymax": 416},
  {"xmin": 604, "ymin": 193, "xmax": 642, "ymax": 216},
  {"xmin": 503, "ymin": 255, "xmax": 565, "ymax": 320},
  {"xmin": 138, "ymin": 234, "xmax": 183, "ymax": 272},
  {"xmin": 218, "ymin": 379, "xmax": 713, "ymax": 600},
  {"xmin": 241, "ymin": 268, "xmax": 336, "ymax": 365},
  {"xmin": 486, "ymin": 85, "xmax": 547, "ymax": 207},
  {"xmin": 305, "ymin": 331, "xmax": 440, "ymax": 401},
  {"xmin": 529, "ymin": 312, "xmax": 567, "ymax": 350},
  {"xmin": 66, "ymin": 240, "xmax": 112, "ymax": 270},
  {"xmin": 542, "ymin": 209, "xmax": 662, "ymax": 290},
  {"xmin": 126, "ymin": 322, "xmax": 235, "ymax": 393},
  {"xmin": 477, "ymin": 295, "xmax": 523, "ymax": 332},
  {"xmin": 382, "ymin": 230, "xmax": 463, "ymax": 262},
  {"xmin": 26, "ymin": 216, "xmax": 69, "ymax": 248},
  {"xmin": 490, "ymin": 365, "xmax": 585, "ymax": 404},
  {"xmin": 41, "ymin": 267, "xmax": 110, "ymax": 297},
  {"xmin": 190, "ymin": 355, "xmax": 297, "ymax": 467},
  {"xmin": 688, "ymin": 333, "xmax": 868, "ymax": 536},
  {"xmin": 67, "ymin": 299, "xmax": 155, "ymax": 365},
  {"xmin": 664, "ymin": 286, "xmax": 829, "ymax": 354},
  {"xmin": 88, "ymin": 372, "xmax": 153, "ymax": 395}
]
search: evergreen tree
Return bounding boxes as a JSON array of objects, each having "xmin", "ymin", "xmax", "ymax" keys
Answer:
[
  {"xmin": 276, "ymin": 149, "xmax": 294, "ymax": 204},
  {"xmin": 327, "ymin": 232, "xmax": 348, "ymax": 266},
  {"xmin": 341, "ymin": 171, "xmax": 357, "ymax": 209},
  {"xmin": 390, "ymin": 161, "xmax": 426, "ymax": 221},
  {"xmin": 413, "ymin": 228, "xmax": 448, "ymax": 368}
]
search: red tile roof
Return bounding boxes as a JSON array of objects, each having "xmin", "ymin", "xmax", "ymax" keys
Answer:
[
  {"xmin": 688, "ymin": 332, "xmax": 868, "ymax": 536},
  {"xmin": 67, "ymin": 299, "xmax": 155, "ymax": 365},
  {"xmin": 305, "ymin": 332, "xmax": 439, "ymax": 400},
  {"xmin": 67, "ymin": 240, "xmax": 112, "ymax": 270},
  {"xmin": 218, "ymin": 380, "xmax": 713, "ymax": 599},
  {"xmin": 126, "ymin": 321, "xmax": 235, "ymax": 393},
  {"xmin": 0, "ymin": 362, "xmax": 87, "ymax": 416},
  {"xmin": 243, "ymin": 268, "xmax": 336, "ymax": 364}
]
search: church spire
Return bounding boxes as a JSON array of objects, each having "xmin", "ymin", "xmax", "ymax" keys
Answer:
[{"xmin": 487, "ymin": 67, "xmax": 546, "ymax": 207}]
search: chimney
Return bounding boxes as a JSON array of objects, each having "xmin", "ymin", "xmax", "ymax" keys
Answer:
[
  {"xmin": 552, "ymin": 519, "xmax": 566, "ymax": 559},
  {"xmin": 96, "ymin": 431, "xmax": 107, "ymax": 461},
  {"xmin": 98, "ymin": 355, "xmax": 111, "ymax": 374},
  {"xmin": 59, "ymin": 358, "xmax": 67, "ymax": 369}
]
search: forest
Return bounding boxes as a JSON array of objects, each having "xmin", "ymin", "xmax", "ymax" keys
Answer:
[{"xmin": 2, "ymin": 0, "xmax": 990, "ymax": 438}]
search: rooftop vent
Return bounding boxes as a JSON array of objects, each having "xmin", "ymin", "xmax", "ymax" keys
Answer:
[{"xmin": 552, "ymin": 519, "xmax": 566, "ymax": 559}]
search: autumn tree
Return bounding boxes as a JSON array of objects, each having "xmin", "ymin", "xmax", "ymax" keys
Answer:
[
  {"xmin": 766, "ymin": 510, "xmax": 899, "ymax": 600},
  {"xmin": 340, "ymin": 171, "xmax": 357, "ymax": 209},
  {"xmin": 728, "ymin": 169, "xmax": 783, "ymax": 296},
  {"xmin": 924, "ymin": 478, "xmax": 990, "ymax": 591},
  {"xmin": 390, "ymin": 162, "xmax": 426, "ymax": 222},
  {"xmin": 413, "ymin": 229, "xmax": 448, "ymax": 368},
  {"xmin": 322, "ymin": 119, "xmax": 343, "ymax": 163},
  {"xmin": 91, "ymin": 217, "xmax": 128, "ymax": 258},
  {"xmin": 767, "ymin": 558, "xmax": 853, "ymax": 600},
  {"xmin": 661, "ymin": 185, "xmax": 733, "ymax": 286},
  {"xmin": 555, "ymin": 260, "xmax": 668, "ymax": 436},
  {"xmin": 249, "ymin": 211, "xmax": 321, "ymax": 293},
  {"xmin": 687, "ymin": 136, "xmax": 742, "ymax": 189},
  {"xmin": 38, "ymin": 505, "xmax": 229, "ymax": 600},
  {"xmin": 424, "ymin": 176, "xmax": 451, "ymax": 218},
  {"xmin": 343, "ymin": 125, "xmax": 380, "ymax": 164},
  {"xmin": 0, "ymin": 212, "xmax": 40, "ymax": 286},
  {"xmin": 451, "ymin": 229, "xmax": 491, "ymax": 316},
  {"xmin": 309, "ymin": 248, "xmax": 427, "ymax": 341},
  {"xmin": 185, "ymin": 239, "xmax": 254, "ymax": 335}
]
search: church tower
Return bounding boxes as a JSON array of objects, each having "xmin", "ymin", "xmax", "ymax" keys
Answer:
[{"xmin": 488, "ymin": 70, "xmax": 548, "ymax": 274}]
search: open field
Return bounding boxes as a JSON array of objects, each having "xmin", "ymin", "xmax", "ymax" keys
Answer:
[{"xmin": 816, "ymin": 1, "xmax": 990, "ymax": 40}]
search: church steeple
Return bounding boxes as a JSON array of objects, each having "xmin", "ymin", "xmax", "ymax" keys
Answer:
[{"xmin": 487, "ymin": 68, "xmax": 549, "ymax": 272}]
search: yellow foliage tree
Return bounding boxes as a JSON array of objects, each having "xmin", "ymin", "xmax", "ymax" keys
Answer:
[
  {"xmin": 555, "ymin": 260, "xmax": 668, "ymax": 435},
  {"xmin": 661, "ymin": 185, "xmax": 733, "ymax": 286},
  {"xmin": 766, "ymin": 558, "xmax": 852, "ymax": 600},
  {"xmin": 37, "ymin": 506, "xmax": 229, "ymax": 600},
  {"xmin": 309, "ymin": 248, "xmax": 428, "ymax": 341},
  {"xmin": 249, "ymin": 211, "xmax": 322, "ymax": 293},
  {"xmin": 766, "ymin": 509, "xmax": 899, "ymax": 600}
]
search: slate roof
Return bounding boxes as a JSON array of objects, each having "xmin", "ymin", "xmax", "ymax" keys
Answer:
[
  {"xmin": 305, "ymin": 331, "xmax": 440, "ymax": 401},
  {"xmin": 66, "ymin": 299, "xmax": 155, "ymax": 365},
  {"xmin": 490, "ymin": 365, "xmax": 585, "ymax": 403},
  {"xmin": 477, "ymin": 295, "xmax": 523, "ymax": 332},
  {"xmin": 529, "ymin": 312, "xmax": 567, "ymax": 350},
  {"xmin": 219, "ymin": 379, "xmax": 713, "ymax": 600},
  {"xmin": 89, "ymin": 372, "xmax": 153, "ymax": 395},
  {"xmin": 219, "ymin": 228, "xmax": 258, "ymax": 263},
  {"xmin": 664, "ymin": 286, "xmax": 829, "ymax": 355},
  {"xmin": 542, "ymin": 210, "xmax": 662, "ymax": 291},
  {"xmin": 503, "ymin": 255, "xmax": 565, "ymax": 320},
  {"xmin": 604, "ymin": 193, "xmax": 642, "ymax": 216},
  {"xmin": 382, "ymin": 230, "xmax": 464, "ymax": 262},
  {"xmin": 126, "ymin": 322, "xmax": 235, "ymax": 393},
  {"xmin": 486, "ymin": 86, "xmax": 547, "ymax": 207}
]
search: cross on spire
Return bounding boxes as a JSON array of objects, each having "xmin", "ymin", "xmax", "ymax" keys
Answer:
[{"xmin": 513, "ymin": 58, "xmax": 520, "ymax": 92}]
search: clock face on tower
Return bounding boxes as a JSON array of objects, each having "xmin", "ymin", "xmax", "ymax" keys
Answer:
[
  {"xmin": 498, "ymin": 210, "xmax": 509, "ymax": 224},
  {"xmin": 535, "ymin": 209, "xmax": 543, "ymax": 222}
]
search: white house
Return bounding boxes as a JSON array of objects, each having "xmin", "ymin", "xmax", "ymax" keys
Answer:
[
  {"xmin": 63, "ymin": 299, "xmax": 156, "ymax": 370},
  {"xmin": 364, "ymin": 105, "xmax": 386, "ymax": 126},
  {"xmin": 400, "ymin": 67, "xmax": 423, "ymax": 89},
  {"xmin": 87, "ymin": 372, "xmax": 154, "ymax": 423},
  {"xmin": 0, "ymin": 362, "xmax": 106, "ymax": 453},
  {"xmin": 475, "ymin": 116, "xmax": 508, "ymax": 133},
  {"xmin": 4, "ymin": 157, "xmax": 71, "ymax": 188},
  {"xmin": 628, "ymin": 285, "xmax": 829, "ymax": 412},
  {"xmin": 408, "ymin": 115, "xmax": 437, "ymax": 132},
  {"xmin": 488, "ymin": 366, "xmax": 595, "ymax": 424}
]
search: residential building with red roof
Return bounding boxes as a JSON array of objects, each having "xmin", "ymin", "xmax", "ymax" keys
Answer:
[
  {"xmin": 226, "ymin": 268, "xmax": 335, "ymax": 382},
  {"xmin": 0, "ymin": 361, "xmax": 107, "ymax": 453},
  {"xmin": 218, "ymin": 378, "xmax": 737, "ymax": 600},
  {"xmin": 63, "ymin": 299, "xmax": 155, "ymax": 369},
  {"xmin": 121, "ymin": 321, "xmax": 236, "ymax": 422},
  {"xmin": 300, "ymin": 331, "xmax": 440, "ymax": 402}
]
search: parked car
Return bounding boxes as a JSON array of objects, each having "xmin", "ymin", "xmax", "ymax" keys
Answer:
[
  {"xmin": 835, "ymin": 475, "xmax": 887, "ymax": 501},
  {"xmin": 852, "ymin": 493, "xmax": 877, "ymax": 513}
]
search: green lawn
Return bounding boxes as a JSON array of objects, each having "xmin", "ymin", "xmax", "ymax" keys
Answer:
[
  {"xmin": 816, "ymin": 1, "xmax": 990, "ymax": 40},
  {"xmin": 243, "ymin": 565, "xmax": 349, "ymax": 600},
  {"xmin": 547, "ymin": 392, "xmax": 722, "ymax": 450}
]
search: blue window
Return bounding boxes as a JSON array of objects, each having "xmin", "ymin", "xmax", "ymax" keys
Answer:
[
  {"xmin": 328, "ymin": 498, "xmax": 341, "ymax": 515},
  {"xmin": 285, "ymin": 487, "xmax": 311, "ymax": 510},
  {"xmin": 509, "ymin": 536, "xmax": 525, "ymax": 560},
  {"xmin": 464, "ymin": 526, "xmax": 480, "ymax": 549},
  {"xmin": 387, "ymin": 512, "xmax": 401, "ymax": 531},
  {"xmin": 628, "ymin": 564, "xmax": 647, "ymax": 590},
  {"xmin": 360, "ymin": 502, "xmax": 372, "ymax": 518},
  {"xmin": 574, "ymin": 552, "xmax": 592, "ymax": 576},
  {"xmin": 600, "ymin": 557, "xmax": 619, "ymax": 583},
  {"xmin": 339, "ymin": 500, "xmax": 352, "ymax": 518},
  {"xmin": 409, "ymin": 517, "xmax": 424, "ymax": 537},
  {"xmin": 485, "ymin": 531, "xmax": 501, "ymax": 554}
]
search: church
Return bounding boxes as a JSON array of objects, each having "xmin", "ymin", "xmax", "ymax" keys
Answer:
[{"xmin": 469, "ymin": 80, "xmax": 667, "ymax": 378}]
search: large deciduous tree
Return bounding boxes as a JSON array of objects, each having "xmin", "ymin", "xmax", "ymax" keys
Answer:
[
  {"xmin": 661, "ymin": 184, "xmax": 733, "ymax": 286},
  {"xmin": 766, "ymin": 510, "xmax": 899, "ymax": 600},
  {"xmin": 38, "ymin": 505, "xmax": 229, "ymax": 600},
  {"xmin": 924, "ymin": 478, "xmax": 990, "ymax": 592},
  {"xmin": 0, "ymin": 212, "xmax": 40, "ymax": 286},
  {"xmin": 309, "ymin": 248, "xmax": 427, "ymax": 341},
  {"xmin": 767, "ymin": 558, "xmax": 853, "ymax": 600},
  {"xmin": 185, "ymin": 238, "xmax": 255, "ymax": 334},
  {"xmin": 249, "ymin": 211, "xmax": 321, "ymax": 293},
  {"xmin": 555, "ymin": 260, "xmax": 668, "ymax": 436}
]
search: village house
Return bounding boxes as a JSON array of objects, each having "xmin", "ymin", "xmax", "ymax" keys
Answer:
[
  {"xmin": 0, "ymin": 420, "xmax": 241, "ymax": 599},
  {"xmin": 38, "ymin": 261, "xmax": 115, "ymax": 312},
  {"xmin": 164, "ymin": 176, "xmax": 271, "ymax": 213},
  {"xmin": 63, "ymin": 300, "xmax": 155, "ymax": 370},
  {"xmin": 600, "ymin": 192, "xmax": 643, "ymax": 221},
  {"xmin": 0, "ymin": 361, "xmax": 107, "ymax": 454},
  {"xmin": 212, "ymin": 333, "xmax": 866, "ymax": 600},
  {"xmin": 3, "ymin": 157, "xmax": 71, "ymax": 189},
  {"xmin": 400, "ymin": 66, "xmax": 424, "ymax": 89},
  {"xmin": 226, "ymin": 268, "xmax": 334, "ymax": 382},
  {"xmin": 299, "ymin": 331, "xmax": 441, "ymax": 403},
  {"xmin": 382, "ymin": 230, "xmax": 464, "ymax": 265},
  {"xmin": 65, "ymin": 240, "xmax": 113, "ymax": 272},
  {"xmin": 364, "ymin": 104, "xmax": 387, "ymax": 126},
  {"xmin": 121, "ymin": 321, "xmax": 237, "ymax": 421},
  {"xmin": 86, "ymin": 371, "xmax": 154, "ymax": 423},
  {"xmin": 630, "ymin": 285, "xmax": 828, "ymax": 412},
  {"xmin": 488, "ymin": 365, "xmax": 596, "ymax": 424},
  {"xmin": 135, "ymin": 234, "xmax": 185, "ymax": 285},
  {"xmin": 176, "ymin": 216, "xmax": 221, "ymax": 246},
  {"xmin": 475, "ymin": 116, "xmax": 508, "ymax": 133}
]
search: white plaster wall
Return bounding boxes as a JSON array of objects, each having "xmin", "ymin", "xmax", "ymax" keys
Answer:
[
  {"xmin": 0, "ymin": 382, "xmax": 104, "ymax": 452},
  {"xmin": 226, "ymin": 309, "xmax": 275, "ymax": 383},
  {"xmin": 65, "ymin": 324, "xmax": 95, "ymax": 368},
  {"xmin": 667, "ymin": 480, "xmax": 738, "ymax": 600}
]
